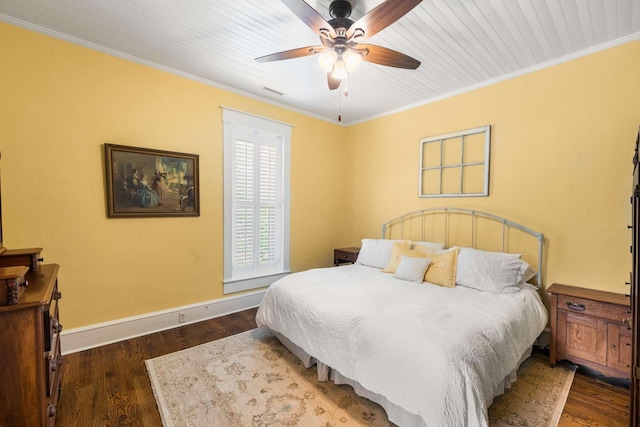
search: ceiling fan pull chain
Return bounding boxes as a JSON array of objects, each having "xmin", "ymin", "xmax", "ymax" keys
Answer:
[{"xmin": 338, "ymin": 88, "xmax": 342, "ymax": 122}]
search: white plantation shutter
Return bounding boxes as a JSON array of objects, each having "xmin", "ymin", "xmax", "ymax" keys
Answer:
[
  {"xmin": 223, "ymin": 108, "xmax": 291, "ymax": 294},
  {"xmin": 233, "ymin": 138, "xmax": 255, "ymax": 272},
  {"xmin": 258, "ymin": 143, "xmax": 279, "ymax": 267},
  {"xmin": 231, "ymin": 132, "xmax": 282, "ymax": 276}
]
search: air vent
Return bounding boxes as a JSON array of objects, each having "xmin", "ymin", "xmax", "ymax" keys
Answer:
[{"xmin": 261, "ymin": 87, "xmax": 284, "ymax": 96}]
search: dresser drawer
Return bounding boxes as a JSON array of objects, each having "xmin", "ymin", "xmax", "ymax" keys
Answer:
[
  {"xmin": 46, "ymin": 336, "xmax": 62, "ymax": 398},
  {"xmin": 558, "ymin": 294, "xmax": 629, "ymax": 323},
  {"xmin": 44, "ymin": 283, "xmax": 63, "ymax": 399},
  {"xmin": 46, "ymin": 364, "xmax": 61, "ymax": 427},
  {"xmin": 0, "ymin": 248, "xmax": 43, "ymax": 273},
  {"xmin": 334, "ymin": 247, "xmax": 360, "ymax": 265},
  {"xmin": 336, "ymin": 251, "xmax": 357, "ymax": 262},
  {"xmin": 0, "ymin": 265, "xmax": 29, "ymax": 306},
  {"xmin": 44, "ymin": 286, "xmax": 62, "ymax": 352}
]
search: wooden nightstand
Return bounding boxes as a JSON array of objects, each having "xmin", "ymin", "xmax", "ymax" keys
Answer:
[
  {"xmin": 334, "ymin": 247, "xmax": 360, "ymax": 266},
  {"xmin": 548, "ymin": 283, "xmax": 632, "ymax": 379}
]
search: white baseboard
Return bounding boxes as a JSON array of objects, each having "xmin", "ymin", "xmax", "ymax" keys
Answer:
[{"xmin": 60, "ymin": 289, "xmax": 266, "ymax": 355}]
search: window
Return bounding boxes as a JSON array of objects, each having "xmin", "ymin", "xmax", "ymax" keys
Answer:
[
  {"xmin": 222, "ymin": 108, "xmax": 291, "ymax": 294},
  {"xmin": 419, "ymin": 126, "xmax": 491, "ymax": 198}
]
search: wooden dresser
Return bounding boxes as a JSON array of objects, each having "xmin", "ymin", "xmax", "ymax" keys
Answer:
[
  {"xmin": 0, "ymin": 264, "xmax": 62, "ymax": 427},
  {"xmin": 548, "ymin": 283, "xmax": 631, "ymax": 379}
]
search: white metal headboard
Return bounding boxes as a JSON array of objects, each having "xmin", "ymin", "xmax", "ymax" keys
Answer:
[{"xmin": 381, "ymin": 208, "xmax": 545, "ymax": 287}]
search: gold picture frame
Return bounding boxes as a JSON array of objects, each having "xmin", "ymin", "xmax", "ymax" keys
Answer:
[{"xmin": 104, "ymin": 144, "xmax": 199, "ymax": 218}]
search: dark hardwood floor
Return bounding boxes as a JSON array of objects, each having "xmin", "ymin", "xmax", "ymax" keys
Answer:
[
  {"xmin": 560, "ymin": 373, "xmax": 630, "ymax": 427},
  {"xmin": 56, "ymin": 307, "xmax": 630, "ymax": 426},
  {"xmin": 57, "ymin": 308, "xmax": 259, "ymax": 427}
]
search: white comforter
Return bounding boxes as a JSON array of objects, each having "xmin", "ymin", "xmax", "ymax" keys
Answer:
[{"xmin": 255, "ymin": 264, "xmax": 548, "ymax": 427}]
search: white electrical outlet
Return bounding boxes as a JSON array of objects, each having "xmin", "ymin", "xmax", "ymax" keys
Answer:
[{"xmin": 178, "ymin": 312, "xmax": 186, "ymax": 323}]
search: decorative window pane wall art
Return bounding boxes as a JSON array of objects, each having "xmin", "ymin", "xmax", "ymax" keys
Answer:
[{"xmin": 419, "ymin": 126, "xmax": 491, "ymax": 198}]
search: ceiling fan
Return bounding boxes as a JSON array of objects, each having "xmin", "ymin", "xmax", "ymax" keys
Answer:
[{"xmin": 255, "ymin": 0, "xmax": 423, "ymax": 90}]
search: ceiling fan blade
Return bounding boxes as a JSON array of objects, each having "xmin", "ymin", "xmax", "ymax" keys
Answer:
[
  {"xmin": 358, "ymin": 44, "xmax": 420, "ymax": 69},
  {"xmin": 256, "ymin": 46, "xmax": 326, "ymax": 62},
  {"xmin": 327, "ymin": 73, "xmax": 341, "ymax": 90},
  {"xmin": 282, "ymin": 0, "xmax": 337, "ymax": 39},
  {"xmin": 347, "ymin": 0, "xmax": 422, "ymax": 41}
]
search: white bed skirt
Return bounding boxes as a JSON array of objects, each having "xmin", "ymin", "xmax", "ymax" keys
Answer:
[{"xmin": 273, "ymin": 331, "xmax": 532, "ymax": 427}]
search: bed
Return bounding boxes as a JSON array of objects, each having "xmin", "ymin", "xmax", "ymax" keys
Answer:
[{"xmin": 255, "ymin": 208, "xmax": 549, "ymax": 427}]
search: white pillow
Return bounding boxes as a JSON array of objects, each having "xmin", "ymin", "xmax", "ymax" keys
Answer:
[
  {"xmin": 413, "ymin": 241, "xmax": 446, "ymax": 251},
  {"xmin": 393, "ymin": 256, "xmax": 432, "ymax": 283},
  {"xmin": 455, "ymin": 247, "xmax": 529, "ymax": 294},
  {"xmin": 518, "ymin": 261, "xmax": 537, "ymax": 283},
  {"xmin": 454, "ymin": 246, "xmax": 537, "ymax": 283},
  {"xmin": 357, "ymin": 239, "xmax": 410, "ymax": 269}
]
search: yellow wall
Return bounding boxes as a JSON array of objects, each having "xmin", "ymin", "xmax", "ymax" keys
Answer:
[
  {"xmin": 1, "ymin": 21, "xmax": 639, "ymax": 330},
  {"xmin": 0, "ymin": 23, "xmax": 346, "ymax": 329},
  {"xmin": 344, "ymin": 40, "xmax": 640, "ymax": 297}
]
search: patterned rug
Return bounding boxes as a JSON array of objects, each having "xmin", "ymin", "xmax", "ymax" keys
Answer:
[{"xmin": 145, "ymin": 328, "xmax": 575, "ymax": 427}]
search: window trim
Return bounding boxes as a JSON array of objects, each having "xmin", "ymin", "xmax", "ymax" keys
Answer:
[{"xmin": 222, "ymin": 107, "xmax": 291, "ymax": 294}]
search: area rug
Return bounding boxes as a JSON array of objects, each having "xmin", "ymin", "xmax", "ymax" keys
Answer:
[{"xmin": 145, "ymin": 328, "xmax": 575, "ymax": 427}]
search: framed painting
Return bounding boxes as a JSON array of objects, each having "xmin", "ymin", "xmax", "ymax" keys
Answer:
[{"xmin": 104, "ymin": 144, "xmax": 200, "ymax": 218}]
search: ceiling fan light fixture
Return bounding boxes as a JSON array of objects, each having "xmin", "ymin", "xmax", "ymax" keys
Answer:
[
  {"xmin": 331, "ymin": 59, "xmax": 347, "ymax": 80},
  {"xmin": 319, "ymin": 50, "xmax": 338, "ymax": 72},
  {"xmin": 256, "ymin": 0, "xmax": 424, "ymax": 91},
  {"xmin": 343, "ymin": 50, "xmax": 362, "ymax": 72}
]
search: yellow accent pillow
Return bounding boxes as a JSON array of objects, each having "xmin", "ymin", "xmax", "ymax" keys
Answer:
[
  {"xmin": 424, "ymin": 248, "xmax": 459, "ymax": 288},
  {"xmin": 382, "ymin": 241, "xmax": 436, "ymax": 274}
]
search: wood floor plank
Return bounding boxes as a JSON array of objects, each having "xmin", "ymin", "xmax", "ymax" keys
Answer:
[
  {"xmin": 559, "ymin": 372, "xmax": 630, "ymax": 427},
  {"xmin": 56, "ymin": 308, "xmax": 631, "ymax": 426},
  {"xmin": 132, "ymin": 373, "xmax": 162, "ymax": 426}
]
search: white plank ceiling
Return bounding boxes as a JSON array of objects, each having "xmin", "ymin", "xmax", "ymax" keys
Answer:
[{"xmin": 1, "ymin": 0, "xmax": 639, "ymax": 125}]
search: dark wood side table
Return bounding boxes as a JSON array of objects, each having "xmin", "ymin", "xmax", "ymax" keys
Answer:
[{"xmin": 334, "ymin": 247, "xmax": 360, "ymax": 266}]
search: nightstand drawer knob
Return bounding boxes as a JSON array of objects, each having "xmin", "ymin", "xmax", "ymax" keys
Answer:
[{"xmin": 566, "ymin": 302, "xmax": 585, "ymax": 311}]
